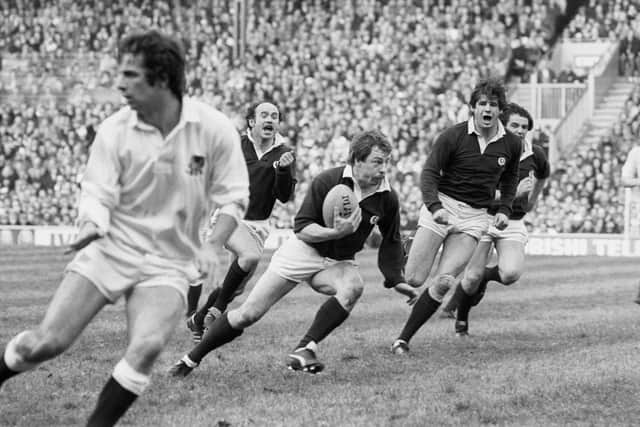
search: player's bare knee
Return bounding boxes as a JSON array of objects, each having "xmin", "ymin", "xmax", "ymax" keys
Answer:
[
  {"xmin": 234, "ymin": 303, "xmax": 265, "ymax": 327},
  {"xmin": 429, "ymin": 274, "xmax": 456, "ymax": 301},
  {"xmin": 464, "ymin": 267, "xmax": 485, "ymax": 288},
  {"xmin": 500, "ymin": 269, "xmax": 521, "ymax": 285},
  {"xmin": 405, "ymin": 271, "xmax": 424, "ymax": 288},
  {"xmin": 336, "ymin": 280, "xmax": 363, "ymax": 309}
]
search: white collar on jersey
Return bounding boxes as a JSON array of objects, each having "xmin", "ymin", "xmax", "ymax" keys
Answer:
[
  {"xmin": 467, "ymin": 117, "xmax": 506, "ymax": 144},
  {"xmin": 342, "ymin": 164, "xmax": 391, "ymax": 201},
  {"xmin": 127, "ymin": 97, "xmax": 201, "ymax": 131},
  {"xmin": 520, "ymin": 137, "xmax": 534, "ymax": 161},
  {"xmin": 246, "ymin": 128, "xmax": 285, "ymax": 157}
]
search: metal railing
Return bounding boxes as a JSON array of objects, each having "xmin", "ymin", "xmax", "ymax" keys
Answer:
[{"xmin": 552, "ymin": 41, "xmax": 620, "ymax": 158}]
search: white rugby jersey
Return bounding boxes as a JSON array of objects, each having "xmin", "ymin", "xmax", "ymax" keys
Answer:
[
  {"xmin": 622, "ymin": 146, "xmax": 640, "ymax": 181},
  {"xmin": 77, "ymin": 97, "xmax": 249, "ymax": 261}
]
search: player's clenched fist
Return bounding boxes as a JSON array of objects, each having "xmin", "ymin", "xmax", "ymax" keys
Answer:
[
  {"xmin": 432, "ymin": 208, "xmax": 450, "ymax": 225},
  {"xmin": 493, "ymin": 213, "xmax": 509, "ymax": 230},
  {"xmin": 516, "ymin": 177, "xmax": 533, "ymax": 197},
  {"xmin": 195, "ymin": 242, "xmax": 222, "ymax": 285},
  {"xmin": 277, "ymin": 151, "xmax": 295, "ymax": 168},
  {"xmin": 333, "ymin": 205, "xmax": 362, "ymax": 238}
]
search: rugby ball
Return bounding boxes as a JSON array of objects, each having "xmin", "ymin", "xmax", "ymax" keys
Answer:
[{"xmin": 322, "ymin": 184, "xmax": 358, "ymax": 226}]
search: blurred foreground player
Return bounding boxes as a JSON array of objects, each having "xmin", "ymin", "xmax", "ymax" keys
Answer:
[{"xmin": 0, "ymin": 30, "xmax": 248, "ymax": 426}]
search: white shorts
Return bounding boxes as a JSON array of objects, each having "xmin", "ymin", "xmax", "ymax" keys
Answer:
[
  {"xmin": 418, "ymin": 193, "xmax": 490, "ymax": 240},
  {"xmin": 481, "ymin": 218, "xmax": 528, "ymax": 245},
  {"xmin": 204, "ymin": 210, "xmax": 270, "ymax": 250},
  {"xmin": 66, "ymin": 237, "xmax": 200, "ymax": 305},
  {"xmin": 267, "ymin": 234, "xmax": 357, "ymax": 283}
]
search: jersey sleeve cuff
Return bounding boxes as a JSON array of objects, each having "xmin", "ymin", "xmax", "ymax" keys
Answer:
[
  {"xmin": 77, "ymin": 196, "xmax": 110, "ymax": 235},
  {"xmin": 383, "ymin": 277, "xmax": 404, "ymax": 289},
  {"xmin": 497, "ymin": 206, "xmax": 512, "ymax": 217}
]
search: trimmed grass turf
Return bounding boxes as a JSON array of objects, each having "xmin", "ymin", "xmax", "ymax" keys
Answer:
[{"xmin": 1, "ymin": 246, "xmax": 639, "ymax": 426}]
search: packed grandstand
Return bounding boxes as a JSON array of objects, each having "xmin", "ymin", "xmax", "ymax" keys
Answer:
[{"xmin": 1, "ymin": 0, "xmax": 639, "ymax": 234}]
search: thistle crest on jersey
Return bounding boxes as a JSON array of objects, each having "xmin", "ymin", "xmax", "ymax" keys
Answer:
[{"xmin": 188, "ymin": 155, "xmax": 205, "ymax": 175}]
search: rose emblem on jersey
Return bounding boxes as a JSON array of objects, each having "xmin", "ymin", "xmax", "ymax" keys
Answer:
[
  {"xmin": 498, "ymin": 157, "xmax": 506, "ymax": 166},
  {"xmin": 370, "ymin": 215, "xmax": 380, "ymax": 225},
  {"xmin": 188, "ymin": 155, "xmax": 205, "ymax": 175}
]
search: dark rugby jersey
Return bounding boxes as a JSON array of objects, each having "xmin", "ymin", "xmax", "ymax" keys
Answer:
[
  {"xmin": 488, "ymin": 143, "xmax": 550, "ymax": 220},
  {"xmin": 421, "ymin": 121, "xmax": 522, "ymax": 217},
  {"xmin": 294, "ymin": 166, "xmax": 405, "ymax": 288},
  {"xmin": 241, "ymin": 134, "xmax": 296, "ymax": 221}
]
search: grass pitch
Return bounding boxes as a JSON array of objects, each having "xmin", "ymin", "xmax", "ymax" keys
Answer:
[{"xmin": 1, "ymin": 246, "xmax": 639, "ymax": 426}]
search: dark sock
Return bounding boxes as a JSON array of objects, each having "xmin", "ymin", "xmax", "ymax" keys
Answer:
[
  {"xmin": 441, "ymin": 283, "xmax": 465, "ymax": 312},
  {"xmin": 212, "ymin": 260, "xmax": 250, "ymax": 313},
  {"xmin": 398, "ymin": 289, "xmax": 441, "ymax": 343},
  {"xmin": 296, "ymin": 297, "xmax": 350, "ymax": 349},
  {"xmin": 194, "ymin": 287, "xmax": 221, "ymax": 326},
  {"xmin": 86, "ymin": 376, "xmax": 138, "ymax": 427},
  {"xmin": 186, "ymin": 283, "xmax": 203, "ymax": 316},
  {"xmin": 0, "ymin": 350, "xmax": 19, "ymax": 386},
  {"xmin": 456, "ymin": 288, "xmax": 475, "ymax": 323},
  {"xmin": 188, "ymin": 313, "xmax": 243, "ymax": 364},
  {"xmin": 470, "ymin": 278, "xmax": 489, "ymax": 307},
  {"xmin": 484, "ymin": 265, "xmax": 501, "ymax": 283}
]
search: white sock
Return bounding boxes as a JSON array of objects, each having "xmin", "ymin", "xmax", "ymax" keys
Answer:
[
  {"xmin": 304, "ymin": 341, "xmax": 318, "ymax": 353},
  {"xmin": 181, "ymin": 355, "xmax": 199, "ymax": 368},
  {"xmin": 112, "ymin": 359, "xmax": 150, "ymax": 396}
]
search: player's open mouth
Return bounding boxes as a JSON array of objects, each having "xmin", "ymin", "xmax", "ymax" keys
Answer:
[
  {"xmin": 263, "ymin": 125, "xmax": 274, "ymax": 131},
  {"xmin": 482, "ymin": 114, "xmax": 492, "ymax": 121}
]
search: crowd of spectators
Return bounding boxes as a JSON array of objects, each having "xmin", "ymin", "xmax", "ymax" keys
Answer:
[
  {"xmin": 528, "ymin": 83, "xmax": 640, "ymax": 234},
  {"xmin": 0, "ymin": 0, "xmax": 633, "ymax": 235},
  {"xmin": 539, "ymin": 0, "xmax": 640, "ymax": 81}
]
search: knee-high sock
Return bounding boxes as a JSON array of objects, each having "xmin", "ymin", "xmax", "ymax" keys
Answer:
[
  {"xmin": 441, "ymin": 282, "xmax": 466, "ymax": 312},
  {"xmin": 456, "ymin": 288, "xmax": 475, "ymax": 323},
  {"xmin": 213, "ymin": 260, "xmax": 250, "ymax": 313},
  {"xmin": 296, "ymin": 297, "xmax": 349, "ymax": 350},
  {"xmin": 397, "ymin": 289, "xmax": 441, "ymax": 343},
  {"xmin": 188, "ymin": 312, "xmax": 243, "ymax": 364},
  {"xmin": 86, "ymin": 376, "xmax": 138, "ymax": 427},
  {"xmin": 186, "ymin": 282, "xmax": 203, "ymax": 316},
  {"xmin": 86, "ymin": 360, "xmax": 149, "ymax": 427},
  {"xmin": 193, "ymin": 287, "xmax": 221, "ymax": 326}
]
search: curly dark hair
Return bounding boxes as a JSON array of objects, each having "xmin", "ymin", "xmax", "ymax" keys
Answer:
[
  {"xmin": 469, "ymin": 78, "xmax": 507, "ymax": 111},
  {"xmin": 118, "ymin": 30, "xmax": 186, "ymax": 99},
  {"xmin": 348, "ymin": 130, "xmax": 392, "ymax": 165},
  {"xmin": 500, "ymin": 102, "xmax": 534, "ymax": 130}
]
